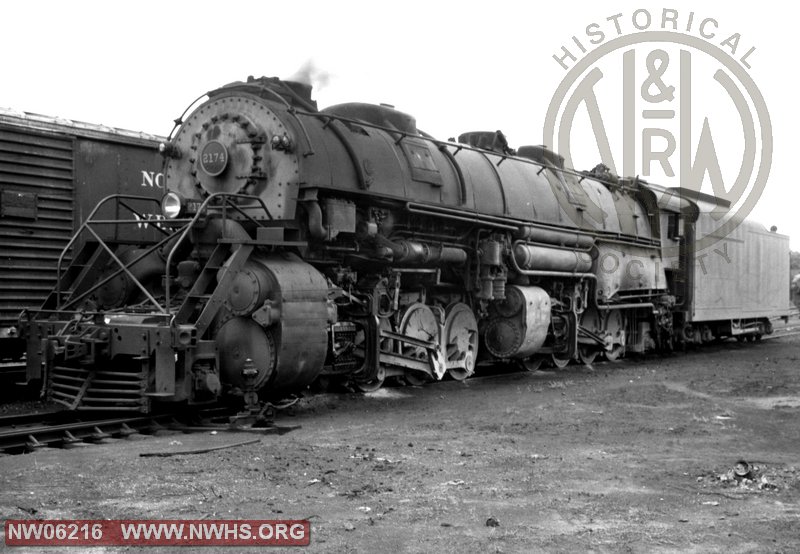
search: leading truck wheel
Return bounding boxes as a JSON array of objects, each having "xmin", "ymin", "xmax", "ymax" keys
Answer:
[{"xmin": 354, "ymin": 376, "xmax": 385, "ymax": 392}]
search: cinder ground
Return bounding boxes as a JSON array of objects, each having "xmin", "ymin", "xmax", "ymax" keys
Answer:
[{"xmin": 2, "ymin": 336, "xmax": 800, "ymax": 553}]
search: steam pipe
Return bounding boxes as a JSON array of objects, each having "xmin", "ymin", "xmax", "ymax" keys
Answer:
[
  {"xmin": 304, "ymin": 200, "xmax": 327, "ymax": 240},
  {"xmin": 376, "ymin": 236, "xmax": 467, "ymax": 265},
  {"xmin": 514, "ymin": 225, "xmax": 594, "ymax": 248},
  {"xmin": 513, "ymin": 242, "xmax": 593, "ymax": 273},
  {"xmin": 438, "ymin": 145, "xmax": 467, "ymax": 205},
  {"xmin": 509, "ymin": 244, "xmax": 595, "ymax": 279},
  {"xmin": 507, "ymin": 241, "xmax": 658, "ymax": 315},
  {"xmin": 595, "ymin": 302, "xmax": 654, "ymax": 311},
  {"xmin": 325, "ymin": 118, "xmax": 369, "ymax": 189}
]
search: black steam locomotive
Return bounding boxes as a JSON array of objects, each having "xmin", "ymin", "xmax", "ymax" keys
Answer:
[{"xmin": 18, "ymin": 76, "xmax": 791, "ymax": 412}]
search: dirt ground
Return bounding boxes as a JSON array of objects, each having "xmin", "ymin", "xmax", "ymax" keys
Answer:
[{"xmin": 2, "ymin": 335, "xmax": 800, "ymax": 553}]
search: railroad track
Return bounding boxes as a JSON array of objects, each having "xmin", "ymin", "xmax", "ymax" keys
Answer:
[
  {"xmin": 0, "ymin": 406, "xmax": 291, "ymax": 456},
  {"xmin": 0, "ymin": 411, "xmax": 179, "ymax": 455},
  {"xmin": 765, "ymin": 310, "xmax": 800, "ymax": 341},
  {"xmin": 765, "ymin": 328, "xmax": 800, "ymax": 341}
]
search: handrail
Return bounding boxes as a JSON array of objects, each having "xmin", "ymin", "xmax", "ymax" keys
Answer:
[
  {"xmin": 61, "ymin": 227, "xmax": 186, "ymax": 311},
  {"xmin": 55, "ymin": 192, "xmax": 273, "ymax": 320},
  {"xmin": 405, "ymin": 201, "xmax": 660, "ymax": 248},
  {"xmin": 82, "ymin": 225, "xmax": 167, "ymax": 313},
  {"xmin": 405, "ymin": 202, "xmax": 518, "ymax": 231},
  {"xmin": 254, "ymin": 83, "xmax": 316, "ymax": 158},
  {"xmin": 56, "ymin": 194, "xmax": 163, "ymax": 307},
  {"xmin": 163, "ymin": 192, "xmax": 273, "ymax": 310},
  {"xmin": 119, "ymin": 200, "xmax": 172, "ymax": 237}
]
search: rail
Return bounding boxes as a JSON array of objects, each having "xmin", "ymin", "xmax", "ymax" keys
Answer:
[{"xmin": 0, "ymin": 411, "xmax": 175, "ymax": 454}]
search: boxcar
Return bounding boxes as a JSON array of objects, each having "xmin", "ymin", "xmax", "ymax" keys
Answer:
[{"xmin": 0, "ymin": 109, "xmax": 165, "ymax": 361}]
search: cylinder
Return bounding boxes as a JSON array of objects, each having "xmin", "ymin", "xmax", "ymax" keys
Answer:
[
  {"xmin": 493, "ymin": 285, "xmax": 525, "ymax": 317},
  {"xmin": 216, "ymin": 317, "xmax": 274, "ymax": 390},
  {"xmin": 484, "ymin": 285, "xmax": 551, "ymax": 358},
  {"xmin": 223, "ymin": 261, "xmax": 272, "ymax": 316},
  {"xmin": 513, "ymin": 243, "xmax": 592, "ymax": 273}
]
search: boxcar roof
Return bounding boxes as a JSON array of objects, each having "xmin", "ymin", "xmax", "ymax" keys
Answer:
[{"xmin": 0, "ymin": 107, "xmax": 165, "ymax": 147}]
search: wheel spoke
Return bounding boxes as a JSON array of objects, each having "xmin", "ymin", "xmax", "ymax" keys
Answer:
[{"xmin": 443, "ymin": 303, "xmax": 479, "ymax": 381}]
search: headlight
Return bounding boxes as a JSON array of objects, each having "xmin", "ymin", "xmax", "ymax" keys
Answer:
[{"xmin": 161, "ymin": 192, "xmax": 184, "ymax": 218}]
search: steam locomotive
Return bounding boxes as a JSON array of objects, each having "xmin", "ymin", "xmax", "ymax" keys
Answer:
[{"xmin": 18, "ymin": 76, "xmax": 791, "ymax": 412}]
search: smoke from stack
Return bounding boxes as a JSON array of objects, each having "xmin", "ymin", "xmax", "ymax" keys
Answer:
[{"xmin": 288, "ymin": 60, "xmax": 332, "ymax": 91}]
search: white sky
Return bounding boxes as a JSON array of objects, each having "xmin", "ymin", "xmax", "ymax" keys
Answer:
[{"xmin": 3, "ymin": 0, "xmax": 799, "ymax": 249}]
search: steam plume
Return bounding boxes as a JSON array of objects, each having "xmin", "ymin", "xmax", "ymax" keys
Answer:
[{"xmin": 288, "ymin": 60, "xmax": 332, "ymax": 90}]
